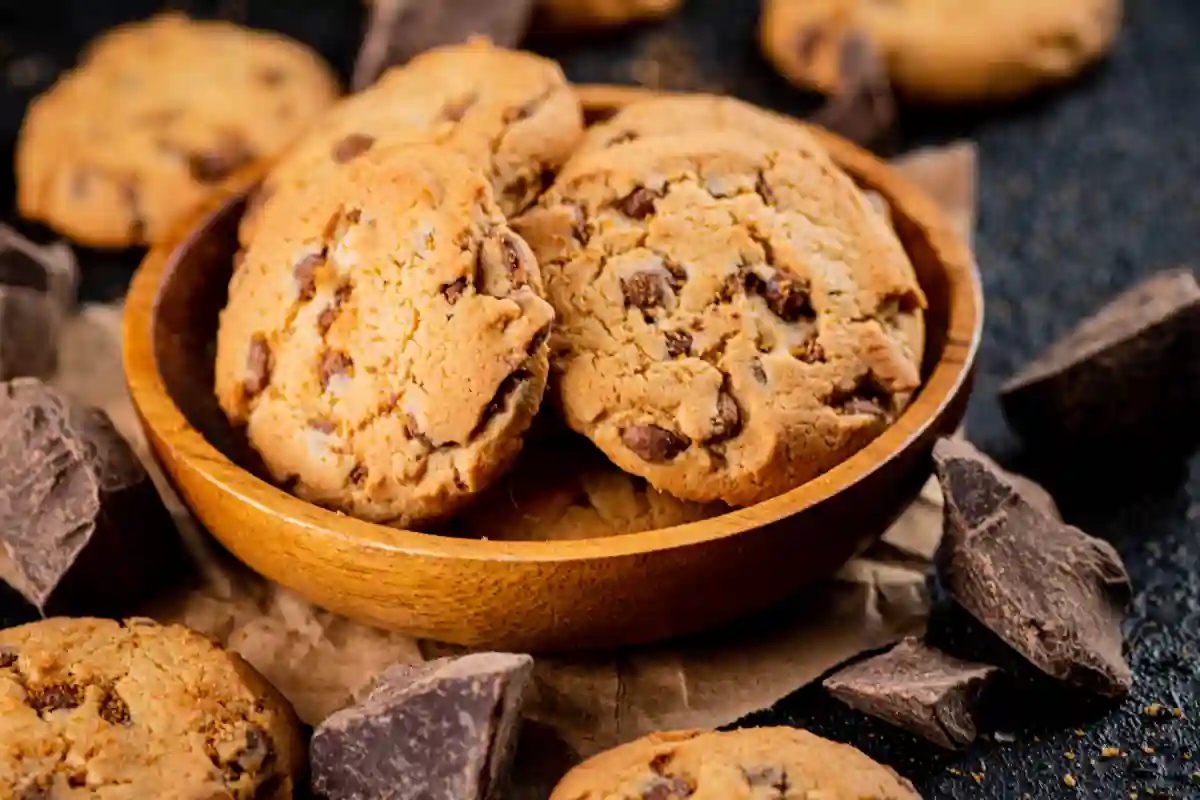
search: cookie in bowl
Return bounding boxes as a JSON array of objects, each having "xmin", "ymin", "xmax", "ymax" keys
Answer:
[
  {"xmin": 16, "ymin": 13, "xmax": 338, "ymax": 247},
  {"xmin": 515, "ymin": 131, "xmax": 925, "ymax": 506},
  {"xmin": 214, "ymin": 142, "xmax": 555, "ymax": 527}
]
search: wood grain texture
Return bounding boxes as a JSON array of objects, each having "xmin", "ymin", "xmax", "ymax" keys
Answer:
[{"xmin": 123, "ymin": 87, "xmax": 982, "ymax": 650}]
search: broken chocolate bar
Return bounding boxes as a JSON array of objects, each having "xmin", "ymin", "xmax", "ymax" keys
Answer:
[
  {"xmin": 0, "ymin": 226, "xmax": 79, "ymax": 380},
  {"xmin": 311, "ymin": 652, "xmax": 534, "ymax": 800},
  {"xmin": 1000, "ymin": 268, "xmax": 1200, "ymax": 458},
  {"xmin": 824, "ymin": 637, "xmax": 1000, "ymax": 749},
  {"xmin": 0, "ymin": 379, "xmax": 181, "ymax": 616},
  {"xmin": 0, "ymin": 224, "xmax": 78, "ymax": 312},
  {"xmin": 352, "ymin": 0, "xmax": 535, "ymax": 91},
  {"xmin": 933, "ymin": 438, "xmax": 1132, "ymax": 697},
  {"xmin": 809, "ymin": 32, "xmax": 896, "ymax": 149}
]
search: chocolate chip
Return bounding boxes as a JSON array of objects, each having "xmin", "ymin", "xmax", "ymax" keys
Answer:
[
  {"xmin": 622, "ymin": 424, "xmax": 690, "ymax": 463},
  {"xmin": 755, "ymin": 172, "xmax": 775, "ymax": 205},
  {"xmin": 743, "ymin": 765, "xmax": 788, "ymax": 792},
  {"xmin": 642, "ymin": 775, "xmax": 694, "ymax": 800},
  {"xmin": 332, "ymin": 133, "xmax": 375, "ymax": 164},
  {"xmin": 244, "ymin": 335, "xmax": 272, "ymax": 397},
  {"xmin": 99, "ymin": 690, "xmax": 130, "ymax": 725},
  {"xmin": 664, "ymin": 330, "xmax": 692, "ymax": 358},
  {"xmin": 504, "ymin": 89, "xmax": 551, "ymax": 124},
  {"xmin": 188, "ymin": 136, "xmax": 255, "ymax": 184},
  {"xmin": 607, "ymin": 130, "xmax": 639, "ymax": 147},
  {"xmin": 293, "ymin": 252, "xmax": 323, "ymax": 301},
  {"xmin": 440, "ymin": 93, "xmax": 478, "ymax": 123},
  {"xmin": 498, "ymin": 234, "xmax": 529, "ymax": 288},
  {"xmin": 709, "ymin": 390, "xmax": 742, "ymax": 442},
  {"xmin": 318, "ymin": 351, "xmax": 353, "ymax": 391},
  {"xmin": 751, "ymin": 359, "xmax": 768, "ymax": 384},
  {"xmin": 31, "ymin": 683, "xmax": 81, "ymax": 713},
  {"xmin": 473, "ymin": 369, "xmax": 531, "ymax": 439},
  {"xmin": 622, "ymin": 271, "xmax": 672, "ymax": 310},
  {"xmin": 792, "ymin": 338, "xmax": 826, "ymax": 363},
  {"xmin": 831, "ymin": 373, "xmax": 892, "ymax": 417},
  {"xmin": 235, "ymin": 725, "xmax": 272, "ymax": 774},
  {"xmin": 0, "ymin": 647, "xmax": 16, "ymax": 668},
  {"xmin": 317, "ymin": 285, "xmax": 352, "ymax": 334},
  {"xmin": 123, "ymin": 182, "xmax": 146, "ymax": 242},
  {"xmin": 745, "ymin": 272, "xmax": 814, "ymax": 322},
  {"xmin": 348, "ymin": 463, "xmax": 368, "ymax": 485},
  {"xmin": 345, "ymin": 208, "xmax": 362, "ymax": 224},
  {"xmin": 258, "ymin": 66, "xmax": 286, "ymax": 86},
  {"xmin": 477, "ymin": 230, "xmax": 532, "ymax": 296},
  {"xmin": 442, "ymin": 277, "xmax": 469, "ymax": 304},
  {"xmin": 620, "ymin": 187, "xmax": 659, "ymax": 219},
  {"xmin": 310, "ymin": 418, "xmax": 335, "ymax": 434}
]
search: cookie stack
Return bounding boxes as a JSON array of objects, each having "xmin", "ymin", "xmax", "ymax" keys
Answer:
[{"xmin": 216, "ymin": 43, "xmax": 927, "ymax": 530}]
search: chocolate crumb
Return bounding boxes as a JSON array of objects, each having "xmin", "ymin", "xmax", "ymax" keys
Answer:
[{"xmin": 620, "ymin": 187, "xmax": 659, "ymax": 219}]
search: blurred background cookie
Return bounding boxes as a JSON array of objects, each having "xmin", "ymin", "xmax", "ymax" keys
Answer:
[
  {"xmin": 536, "ymin": 0, "xmax": 684, "ymax": 32},
  {"xmin": 761, "ymin": 0, "xmax": 1123, "ymax": 104},
  {"xmin": 15, "ymin": 13, "xmax": 338, "ymax": 247}
]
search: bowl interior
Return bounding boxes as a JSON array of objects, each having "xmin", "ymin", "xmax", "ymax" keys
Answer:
[{"xmin": 150, "ymin": 128, "xmax": 966, "ymax": 546}]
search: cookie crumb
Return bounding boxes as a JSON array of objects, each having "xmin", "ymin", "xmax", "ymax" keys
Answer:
[{"xmin": 1101, "ymin": 747, "xmax": 1123, "ymax": 758}]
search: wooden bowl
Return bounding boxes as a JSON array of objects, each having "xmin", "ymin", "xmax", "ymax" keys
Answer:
[{"xmin": 123, "ymin": 86, "xmax": 982, "ymax": 651}]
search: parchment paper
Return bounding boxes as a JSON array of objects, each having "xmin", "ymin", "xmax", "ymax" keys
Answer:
[{"xmin": 43, "ymin": 140, "xmax": 982, "ymax": 792}]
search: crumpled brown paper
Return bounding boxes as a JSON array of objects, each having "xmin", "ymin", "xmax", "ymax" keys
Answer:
[{"xmin": 46, "ymin": 140, "xmax": 983, "ymax": 794}]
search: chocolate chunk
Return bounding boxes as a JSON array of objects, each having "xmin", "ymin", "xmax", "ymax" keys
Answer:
[
  {"xmin": 809, "ymin": 31, "xmax": 896, "ymax": 148},
  {"xmin": 332, "ymin": 133, "xmax": 376, "ymax": 164},
  {"xmin": 0, "ymin": 647, "xmax": 16, "ymax": 668},
  {"xmin": 244, "ymin": 335, "xmax": 272, "ymax": 397},
  {"xmin": 663, "ymin": 330, "xmax": 692, "ymax": 358},
  {"xmin": 824, "ymin": 637, "xmax": 1001, "ymax": 749},
  {"xmin": 31, "ymin": 683, "xmax": 81, "ymax": 714},
  {"xmin": 293, "ymin": 252, "xmax": 323, "ymax": 300},
  {"xmin": 310, "ymin": 652, "xmax": 534, "ymax": 800},
  {"xmin": 477, "ymin": 230, "xmax": 532, "ymax": 296},
  {"xmin": 352, "ymin": 0, "xmax": 535, "ymax": 91},
  {"xmin": 1000, "ymin": 268, "xmax": 1200, "ymax": 459},
  {"xmin": 642, "ymin": 775, "xmax": 694, "ymax": 799},
  {"xmin": 933, "ymin": 438, "xmax": 1132, "ymax": 696},
  {"xmin": 743, "ymin": 765, "xmax": 787, "ymax": 792},
  {"xmin": 745, "ymin": 271, "xmax": 814, "ymax": 321},
  {"xmin": 442, "ymin": 277, "xmax": 469, "ymax": 304},
  {"xmin": 622, "ymin": 271, "xmax": 673, "ymax": 310},
  {"xmin": 622, "ymin": 424, "xmax": 690, "ymax": 462},
  {"xmin": 708, "ymin": 390, "xmax": 742, "ymax": 442},
  {"xmin": 620, "ymin": 187, "xmax": 659, "ymax": 219},
  {"xmin": 319, "ymin": 351, "xmax": 353, "ymax": 391},
  {"xmin": 0, "ymin": 225, "xmax": 78, "ymax": 309},
  {"xmin": 0, "ymin": 380, "xmax": 182, "ymax": 616},
  {"xmin": 188, "ymin": 135, "xmax": 255, "ymax": 184},
  {"xmin": 0, "ymin": 287, "xmax": 61, "ymax": 381},
  {"xmin": 318, "ymin": 285, "xmax": 353, "ymax": 334},
  {"xmin": 99, "ymin": 690, "xmax": 131, "ymax": 725}
]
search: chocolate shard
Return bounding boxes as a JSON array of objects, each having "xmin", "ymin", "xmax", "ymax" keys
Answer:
[
  {"xmin": 824, "ymin": 637, "xmax": 1001, "ymax": 749},
  {"xmin": 0, "ymin": 227, "xmax": 79, "ymax": 381},
  {"xmin": 1000, "ymin": 268, "xmax": 1200, "ymax": 459},
  {"xmin": 352, "ymin": 0, "xmax": 536, "ymax": 91},
  {"xmin": 932, "ymin": 437, "xmax": 1133, "ymax": 697},
  {"xmin": 0, "ymin": 225, "xmax": 78, "ymax": 312},
  {"xmin": 809, "ymin": 31, "xmax": 896, "ymax": 149},
  {"xmin": 310, "ymin": 652, "xmax": 534, "ymax": 800},
  {"xmin": 0, "ymin": 379, "xmax": 183, "ymax": 616}
]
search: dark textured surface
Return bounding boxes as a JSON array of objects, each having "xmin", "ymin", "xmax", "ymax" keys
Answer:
[{"xmin": 0, "ymin": 1, "xmax": 1197, "ymax": 797}]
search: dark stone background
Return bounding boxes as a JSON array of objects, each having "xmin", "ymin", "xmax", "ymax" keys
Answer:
[{"xmin": 0, "ymin": 0, "xmax": 1197, "ymax": 796}]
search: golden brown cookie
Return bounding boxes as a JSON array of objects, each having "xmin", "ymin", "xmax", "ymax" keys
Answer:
[
  {"xmin": 450, "ymin": 431, "xmax": 724, "ymax": 540},
  {"xmin": 215, "ymin": 142, "xmax": 555, "ymax": 527},
  {"xmin": 760, "ymin": 0, "xmax": 1123, "ymax": 104},
  {"xmin": 0, "ymin": 617, "xmax": 304, "ymax": 799},
  {"xmin": 15, "ymin": 13, "xmax": 338, "ymax": 247},
  {"xmin": 550, "ymin": 728, "xmax": 921, "ymax": 799},
  {"xmin": 255, "ymin": 38, "xmax": 583, "ymax": 230},
  {"xmin": 514, "ymin": 132, "xmax": 925, "ymax": 506},
  {"xmin": 536, "ymin": 0, "xmax": 683, "ymax": 30}
]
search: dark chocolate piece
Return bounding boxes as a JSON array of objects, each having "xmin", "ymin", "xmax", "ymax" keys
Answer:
[
  {"xmin": 0, "ymin": 225, "xmax": 78, "ymax": 311},
  {"xmin": 823, "ymin": 637, "xmax": 1000, "ymax": 749},
  {"xmin": 310, "ymin": 652, "xmax": 534, "ymax": 800},
  {"xmin": 933, "ymin": 438, "xmax": 1133, "ymax": 697},
  {"xmin": 809, "ymin": 32, "xmax": 896, "ymax": 149},
  {"xmin": 1000, "ymin": 268, "xmax": 1200, "ymax": 458},
  {"xmin": 0, "ymin": 286, "xmax": 60, "ymax": 380},
  {"xmin": 352, "ymin": 0, "xmax": 536, "ymax": 91},
  {"xmin": 0, "ymin": 379, "xmax": 182, "ymax": 616}
]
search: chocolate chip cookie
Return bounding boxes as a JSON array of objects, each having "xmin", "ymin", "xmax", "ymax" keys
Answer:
[
  {"xmin": 514, "ymin": 132, "xmax": 925, "ymax": 506},
  {"xmin": 215, "ymin": 142, "xmax": 555, "ymax": 527},
  {"xmin": 760, "ymin": 0, "xmax": 1123, "ymax": 104},
  {"xmin": 550, "ymin": 728, "xmax": 921, "ymax": 799},
  {"xmin": 0, "ymin": 617, "xmax": 304, "ymax": 799},
  {"xmin": 256, "ymin": 38, "xmax": 583, "ymax": 228},
  {"xmin": 15, "ymin": 13, "xmax": 338, "ymax": 247},
  {"xmin": 536, "ymin": 0, "xmax": 683, "ymax": 30}
]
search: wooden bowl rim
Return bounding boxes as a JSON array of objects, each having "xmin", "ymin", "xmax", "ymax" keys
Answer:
[{"xmin": 123, "ymin": 84, "xmax": 982, "ymax": 564}]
